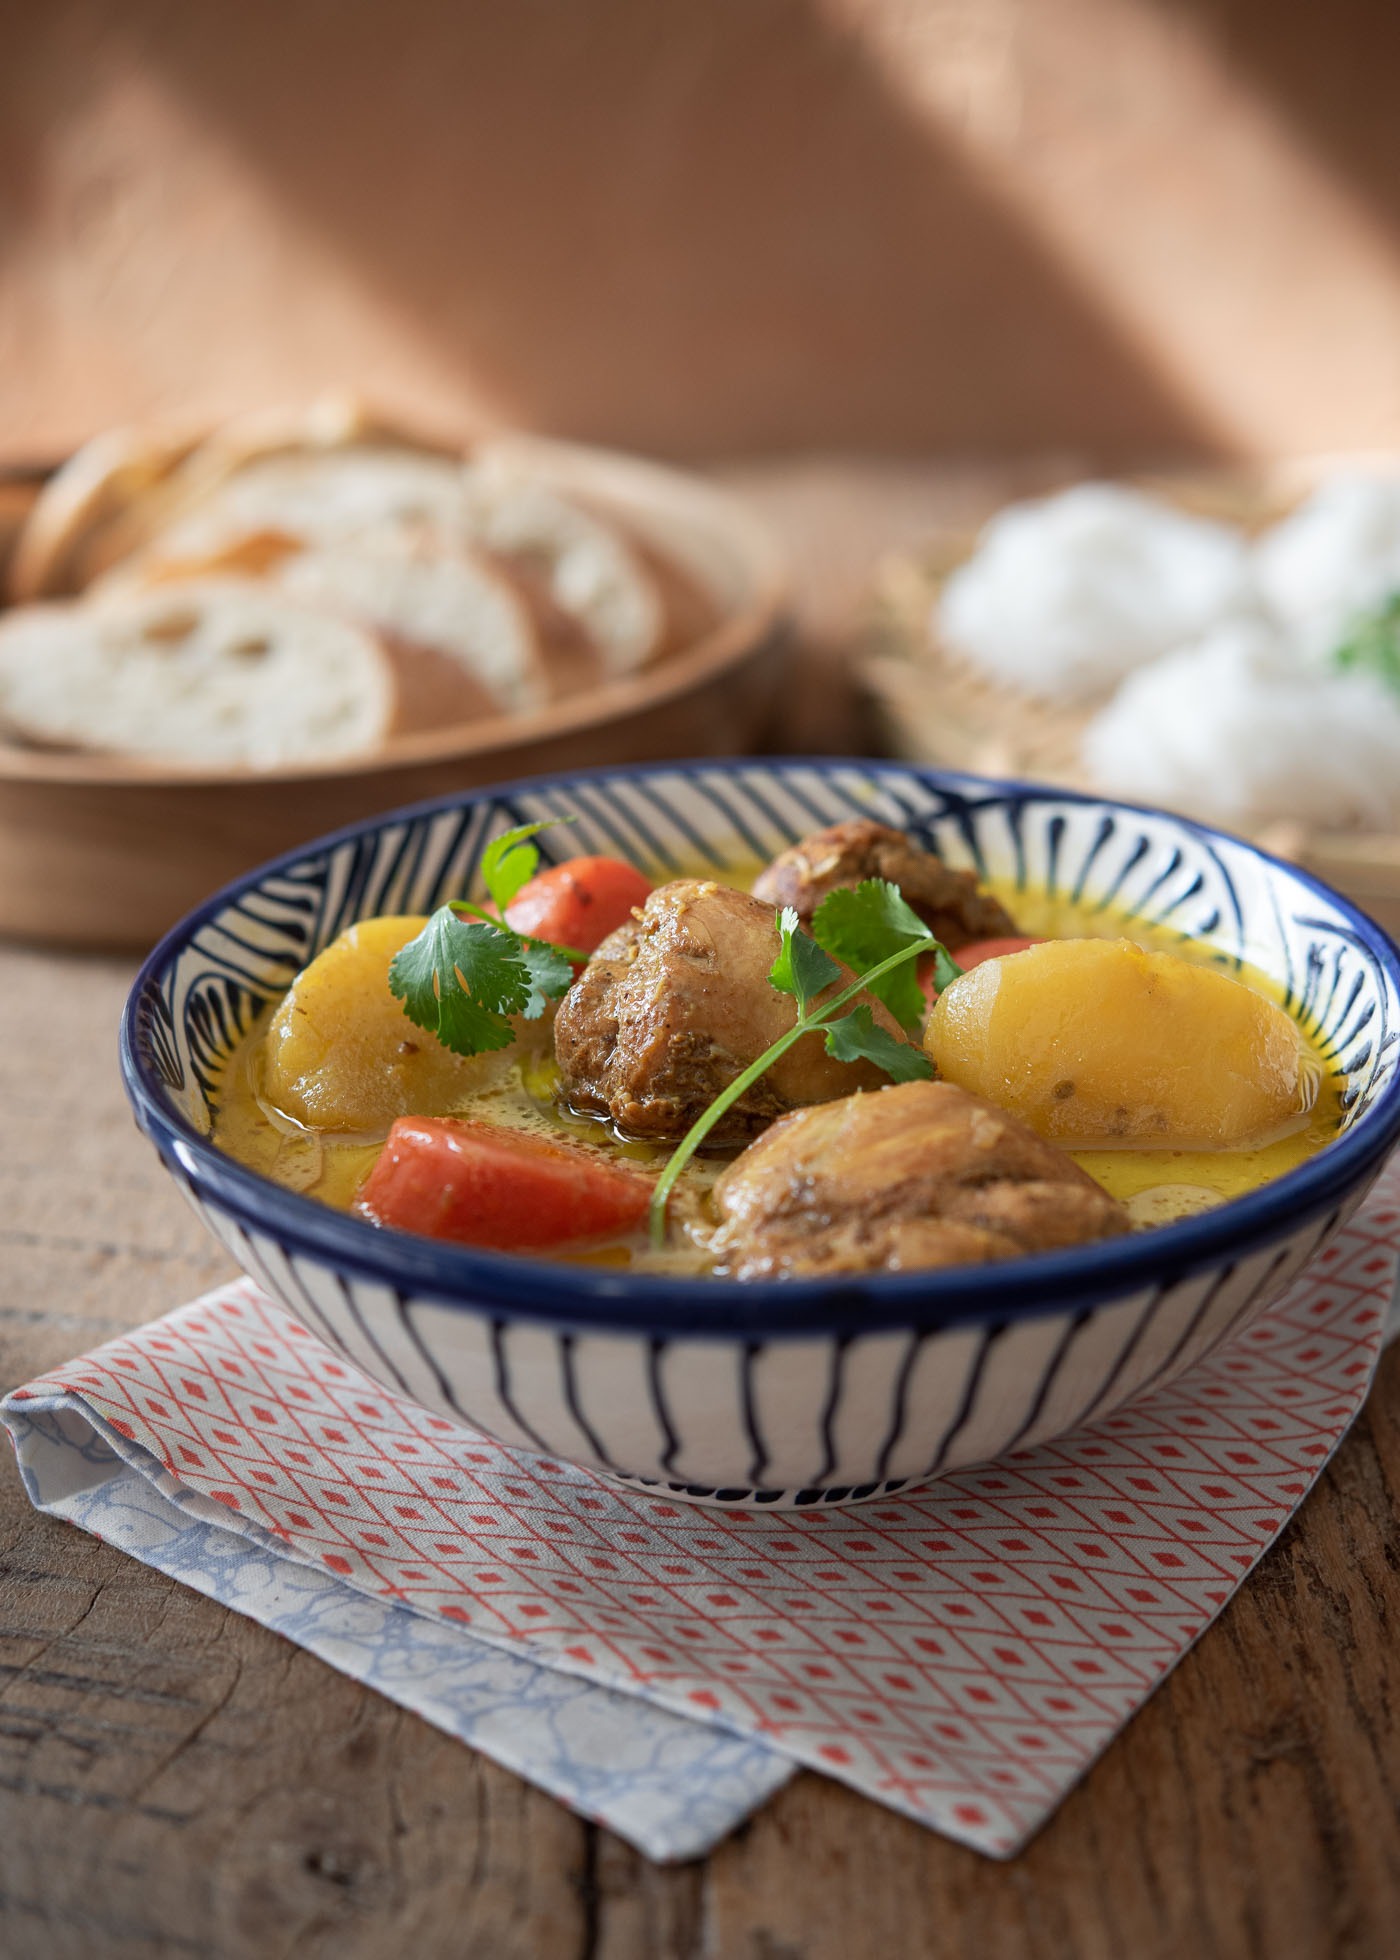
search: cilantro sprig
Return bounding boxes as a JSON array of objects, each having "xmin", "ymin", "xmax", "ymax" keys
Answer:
[
  {"xmin": 647, "ymin": 881, "xmax": 961, "ymax": 1246},
  {"xmin": 480, "ymin": 820, "xmax": 562, "ymax": 911},
  {"xmin": 388, "ymin": 821, "xmax": 580, "ymax": 1052}
]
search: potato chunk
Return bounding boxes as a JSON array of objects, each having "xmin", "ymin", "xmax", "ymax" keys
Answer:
[
  {"xmin": 262, "ymin": 916, "xmax": 512, "ymax": 1133},
  {"xmin": 926, "ymin": 938, "xmax": 1307, "ymax": 1149}
]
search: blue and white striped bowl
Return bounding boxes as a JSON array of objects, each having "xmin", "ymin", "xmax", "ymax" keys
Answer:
[{"xmin": 121, "ymin": 760, "xmax": 1400, "ymax": 1507}]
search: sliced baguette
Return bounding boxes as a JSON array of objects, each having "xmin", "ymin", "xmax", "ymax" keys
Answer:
[
  {"xmin": 99, "ymin": 505, "xmax": 544, "ymax": 718},
  {"xmin": 274, "ymin": 534, "xmax": 544, "ymax": 713},
  {"xmin": 0, "ymin": 579, "xmax": 394, "ymax": 768},
  {"xmin": 67, "ymin": 399, "xmax": 417, "ymax": 590},
  {"xmin": 9, "ymin": 424, "xmax": 204, "ymax": 603},
  {"xmin": 120, "ymin": 444, "xmax": 471, "ymax": 573},
  {"xmin": 86, "ymin": 429, "xmax": 667, "ymax": 677},
  {"xmin": 459, "ymin": 452, "xmax": 665, "ymax": 673}
]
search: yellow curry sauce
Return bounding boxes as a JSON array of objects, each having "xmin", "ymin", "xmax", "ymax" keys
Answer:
[{"xmin": 211, "ymin": 875, "xmax": 1344, "ymax": 1272}]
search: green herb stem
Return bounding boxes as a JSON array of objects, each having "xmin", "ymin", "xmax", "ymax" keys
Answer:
[{"xmin": 647, "ymin": 937, "xmax": 935, "ymax": 1247}]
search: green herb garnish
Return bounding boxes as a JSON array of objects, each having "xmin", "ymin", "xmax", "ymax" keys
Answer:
[
  {"xmin": 388, "ymin": 821, "xmax": 580, "ymax": 1051},
  {"xmin": 389, "ymin": 912, "xmax": 559, "ymax": 1051},
  {"xmin": 822, "ymin": 1002, "xmax": 934, "ymax": 1082},
  {"xmin": 814, "ymin": 879, "xmax": 959, "ymax": 1030},
  {"xmin": 647, "ymin": 881, "xmax": 959, "ymax": 1245},
  {"xmin": 1334, "ymin": 590, "xmax": 1400, "ymax": 696},
  {"xmin": 479, "ymin": 819, "xmax": 562, "ymax": 910}
]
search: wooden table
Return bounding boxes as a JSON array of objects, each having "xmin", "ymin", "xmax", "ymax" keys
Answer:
[{"xmin": 3, "ymin": 466, "xmax": 1400, "ymax": 1959}]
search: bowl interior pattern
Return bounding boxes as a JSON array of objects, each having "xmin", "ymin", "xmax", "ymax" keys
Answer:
[{"xmin": 124, "ymin": 761, "xmax": 1400, "ymax": 1504}]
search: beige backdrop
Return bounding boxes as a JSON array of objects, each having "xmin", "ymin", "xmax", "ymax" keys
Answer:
[{"xmin": 3, "ymin": 0, "xmax": 1400, "ymax": 463}]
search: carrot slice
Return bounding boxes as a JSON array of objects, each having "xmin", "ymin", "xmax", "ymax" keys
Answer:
[
  {"xmin": 359, "ymin": 1116, "xmax": 653, "ymax": 1250},
  {"xmin": 921, "ymin": 935, "xmax": 1043, "ymax": 1002},
  {"xmin": 954, "ymin": 935, "xmax": 1043, "ymax": 969},
  {"xmin": 504, "ymin": 857, "xmax": 652, "ymax": 954}
]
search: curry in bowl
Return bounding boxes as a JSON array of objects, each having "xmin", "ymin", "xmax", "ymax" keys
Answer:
[
  {"xmin": 124, "ymin": 761, "xmax": 1400, "ymax": 1503},
  {"xmin": 213, "ymin": 816, "xmax": 1336, "ymax": 1281}
]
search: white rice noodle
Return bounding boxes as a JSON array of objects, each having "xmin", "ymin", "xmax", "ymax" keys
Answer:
[
  {"xmin": 1081, "ymin": 617, "xmax": 1400, "ymax": 831},
  {"xmin": 938, "ymin": 483, "xmax": 1251, "ymax": 701},
  {"xmin": 1254, "ymin": 474, "xmax": 1400, "ymax": 661}
]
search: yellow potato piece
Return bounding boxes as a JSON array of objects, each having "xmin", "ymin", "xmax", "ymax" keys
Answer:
[
  {"xmin": 926, "ymin": 938, "xmax": 1306, "ymax": 1149},
  {"xmin": 262, "ymin": 915, "xmax": 511, "ymax": 1133}
]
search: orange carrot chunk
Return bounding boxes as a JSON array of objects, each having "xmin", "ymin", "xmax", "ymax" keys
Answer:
[
  {"xmin": 921, "ymin": 935, "xmax": 1043, "ymax": 1003},
  {"xmin": 954, "ymin": 936, "xmax": 1044, "ymax": 969},
  {"xmin": 359, "ymin": 1116, "xmax": 653, "ymax": 1250},
  {"xmin": 504, "ymin": 857, "xmax": 653, "ymax": 953}
]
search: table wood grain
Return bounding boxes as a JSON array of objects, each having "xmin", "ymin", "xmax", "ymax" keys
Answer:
[{"xmin": 3, "ymin": 468, "xmax": 1400, "ymax": 1959}]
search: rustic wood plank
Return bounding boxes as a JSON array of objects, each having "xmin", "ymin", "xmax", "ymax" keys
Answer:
[
  {"xmin": 0, "ymin": 944, "xmax": 595, "ymax": 1960},
  {"xmin": 0, "ymin": 1487, "xmax": 597, "ymax": 1960}
]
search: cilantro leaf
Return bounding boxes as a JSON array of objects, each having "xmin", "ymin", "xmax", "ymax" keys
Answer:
[
  {"xmin": 394, "ymin": 821, "xmax": 585, "ymax": 1056},
  {"xmin": 478, "ymin": 818, "xmax": 575, "ymax": 912},
  {"xmin": 517, "ymin": 938, "xmax": 576, "ymax": 1020},
  {"xmin": 929, "ymin": 945, "xmax": 964, "ymax": 993},
  {"xmin": 811, "ymin": 879, "xmax": 933, "ymax": 1032},
  {"xmin": 1334, "ymin": 591, "xmax": 1400, "ymax": 697},
  {"xmin": 823, "ymin": 1005, "xmax": 933, "ymax": 1083},
  {"xmin": 388, "ymin": 907, "xmax": 571, "ymax": 1056},
  {"xmin": 769, "ymin": 905, "xmax": 840, "ymax": 1014}
]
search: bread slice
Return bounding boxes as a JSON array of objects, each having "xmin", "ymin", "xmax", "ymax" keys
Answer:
[
  {"xmin": 9, "ymin": 399, "xmax": 413, "ymax": 603},
  {"xmin": 274, "ymin": 534, "xmax": 544, "ymax": 713},
  {"xmin": 61, "ymin": 423, "xmax": 669, "ymax": 706},
  {"xmin": 9, "ymin": 424, "xmax": 203, "ymax": 603},
  {"xmin": 0, "ymin": 579, "xmax": 395, "ymax": 768},
  {"xmin": 460, "ymin": 452, "xmax": 665, "ymax": 674},
  {"xmin": 123, "ymin": 445, "xmax": 471, "ymax": 572},
  {"xmin": 98, "ymin": 484, "xmax": 545, "ymax": 718}
]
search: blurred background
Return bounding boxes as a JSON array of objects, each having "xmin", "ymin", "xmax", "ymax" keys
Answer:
[
  {"xmin": 6, "ymin": 0, "xmax": 1400, "ymax": 467},
  {"xmin": 7, "ymin": 0, "xmax": 1400, "ymax": 801}
]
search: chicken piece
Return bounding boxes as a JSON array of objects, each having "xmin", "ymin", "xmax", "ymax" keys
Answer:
[
  {"xmin": 751, "ymin": 820, "xmax": 1017, "ymax": 949},
  {"xmin": 712, "ymin": 1080, "xmax": 1129, "ymax": 1279},
  {"xmin": 553, "ymin": 879, "xmax": 907, "ymax": 1142}
]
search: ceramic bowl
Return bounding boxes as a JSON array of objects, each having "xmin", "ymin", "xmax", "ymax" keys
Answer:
[{"xmin": 121, "ymin": 760, "xmax": 1400, "ymax": 1507}]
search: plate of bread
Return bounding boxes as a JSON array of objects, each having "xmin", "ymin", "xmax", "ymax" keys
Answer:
[{"xmin": 0, "ymin": 401, "xmax": 787, "ymax": 946}]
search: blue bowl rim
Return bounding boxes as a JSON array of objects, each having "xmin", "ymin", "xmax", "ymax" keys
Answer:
[{"xmin": 121, "ymin": 754, "xmax": 1400, "ymax": 1340}]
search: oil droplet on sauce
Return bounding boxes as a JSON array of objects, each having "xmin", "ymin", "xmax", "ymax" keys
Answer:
[{"xmin": 1120, "ymin": 1183, "xmax": 1221, "ymax": 1229}]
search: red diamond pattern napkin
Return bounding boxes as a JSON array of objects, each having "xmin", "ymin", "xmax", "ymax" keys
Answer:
[{"xmin": 8, "ymin": 1161, "xmax": 1398, "ymax": 1857}]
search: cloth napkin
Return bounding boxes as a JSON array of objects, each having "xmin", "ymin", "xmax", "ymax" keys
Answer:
[{"xmin": 6, "ymin": 1159, "xmax": 1398, "ymax": 1863}]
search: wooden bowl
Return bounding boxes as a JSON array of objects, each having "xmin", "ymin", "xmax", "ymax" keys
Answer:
[
  {"xmin": 859, "ymin": 462, "xmax": 1400, "ymax": 941},
  {"xmin": 0, "ymin": 436, "xmax": 789, "ymax": 949}
]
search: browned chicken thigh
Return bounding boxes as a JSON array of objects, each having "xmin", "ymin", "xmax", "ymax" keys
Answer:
[
  {"xmin": 752, "ymin": 819, "xmax": 1018, "ymax": 949},
  {"xmin": 553, "ymin": 878, "xmax": 910, "ymax": 1142},
  {"xmin": 712, "ymin": 1080, "xmax": 1129, "ymax": 1279}
]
